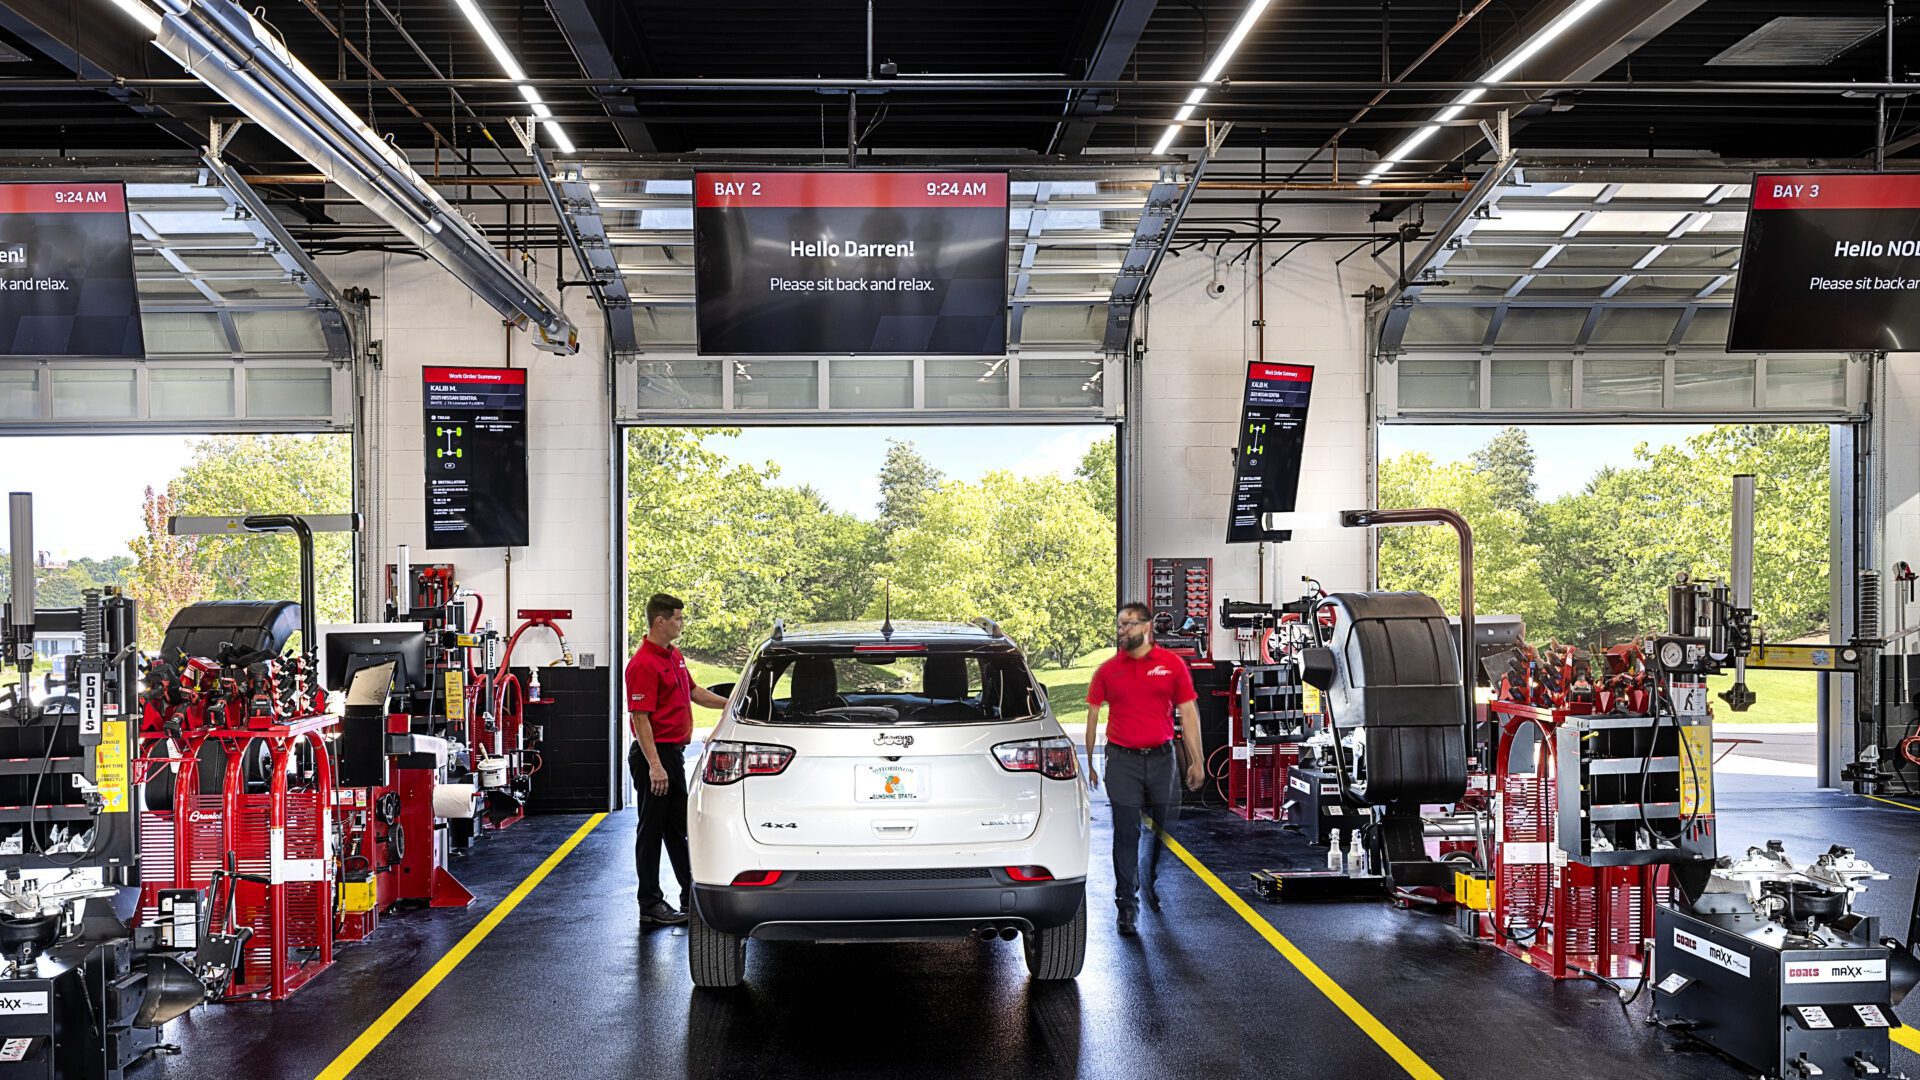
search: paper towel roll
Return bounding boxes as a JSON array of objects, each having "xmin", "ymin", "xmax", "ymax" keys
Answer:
[{"xmin": 432, "ymin": 784, "xmax": 479, "ymax": 819}]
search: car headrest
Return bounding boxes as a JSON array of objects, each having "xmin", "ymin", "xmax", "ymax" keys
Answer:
[
  {"xmin": 922, "ymin": 655, "xmax": 968, "ymax": 700},
  {"xmin": 788, "ymin": 656, "xmax": 837, "ymax": 702}
]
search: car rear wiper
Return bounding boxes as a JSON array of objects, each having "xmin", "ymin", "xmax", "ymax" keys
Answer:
[{"xmin": 807, "ymin": 705, "xmax": 902, "ymax": 721}]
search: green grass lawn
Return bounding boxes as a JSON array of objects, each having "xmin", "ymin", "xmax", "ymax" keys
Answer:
[
  {"xmin": 679, "ymin": 650, "xmax": 1111, "ymax": 737},
  {"xmin": 1704, "ymin": 666, "xmax": 1821, "ymax": 724}
]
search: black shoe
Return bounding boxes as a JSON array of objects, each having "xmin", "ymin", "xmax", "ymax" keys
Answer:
[
  {"xmin": 1143, "ymin": 888, "xmax": 1162, "ymax": 913},
  {"xmin": 1117, "ymin": 908, "xmax": 1138, "ymax": 936},
  {"xmin": 640, "ymin": 902, "xmax": 688, "ymax": 927}
]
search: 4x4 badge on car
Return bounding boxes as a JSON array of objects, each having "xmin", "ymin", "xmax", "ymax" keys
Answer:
[{"xmin": 874, "ymin": 733, "xmax": 914, "ymax": 748}]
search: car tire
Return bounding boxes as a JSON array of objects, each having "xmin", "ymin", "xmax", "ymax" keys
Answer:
[
  {"xmin": 1022, "ymin": 893, "xmax": 1087, "ymax": 981},
  {"xmin": 688, "ymin": 897, "xmax": 747, "ymax": 989}
]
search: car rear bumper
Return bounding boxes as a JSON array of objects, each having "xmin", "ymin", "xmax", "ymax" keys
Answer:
[{"xmin": 692, "ymin": 870, "xmax": 1085, "ymax": 941}]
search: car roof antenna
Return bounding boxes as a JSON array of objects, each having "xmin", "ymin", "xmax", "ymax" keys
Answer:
[{"xmin": 881, "ymin": 583, "xmax": 894, "ymax": 641}]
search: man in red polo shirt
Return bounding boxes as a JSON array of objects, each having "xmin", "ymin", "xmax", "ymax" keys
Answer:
[
  {"xmin": 1084, "ymin": 600, "xmax": 1203, "ymax": 935},
  {"xmin": 627, "ymin": 592, "xmax": 729, "ymax": 927}
]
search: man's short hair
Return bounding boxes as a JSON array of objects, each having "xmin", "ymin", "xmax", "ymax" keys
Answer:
[
  {"xmin": 1118, "ymin": 601, "xmax": 1151, "ymax": 622},
  {"xmin": 646, "ymin": 593, "xmax": 685, "ymax": 627}
]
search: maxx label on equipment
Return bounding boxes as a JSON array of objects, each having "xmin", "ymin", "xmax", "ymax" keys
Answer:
[
  {"xmin": 693, "ymin": 171, "xmax": 1010, "ymax": 355},
  {"xmin": 1227, "ymin": 362, "xmax": 1314, "ymax": 544},
  {"xmin": 422, "ymin": 367, "xmax": 530, "ymax": 549}
]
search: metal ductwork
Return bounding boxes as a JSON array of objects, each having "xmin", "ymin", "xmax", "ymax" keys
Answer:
[{"xmin": 146, "ymin": 0, "xmax": 578, "ymax": 354}]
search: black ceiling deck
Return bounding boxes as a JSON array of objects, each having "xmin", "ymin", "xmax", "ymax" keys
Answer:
[{"xmin": 0, "ymin": 1, "xmax": 1909, "ymax": 196}]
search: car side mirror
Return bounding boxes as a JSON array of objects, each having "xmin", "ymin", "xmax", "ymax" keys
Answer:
[
  {"xmin": 706, "ymin": 682, "xmax": 735, "ymax": 698},
  {"xmin": 1300, "ymin": 648, "xmax": 1337, "ymax": 691}
]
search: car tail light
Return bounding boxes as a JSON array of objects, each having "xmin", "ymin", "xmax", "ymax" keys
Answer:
[
  {"xmin": 1005, "ymin": 865, "xmax": 1053, "ymax": 882},
  {"xmin": 992, "ymin": 737, "xmax": 1077, "ymax": 780},
  {"xmin": 702, "ymin": 741, "xmax": 795, "ymax": 785},
  {"xmin": 730, "ymin": 870, "xmax": 783, "ymax": 886}
]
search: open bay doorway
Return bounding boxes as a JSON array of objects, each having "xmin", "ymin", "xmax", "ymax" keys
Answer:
[
  {"xmin": 620, "ymin": 424, "xmax": 1119, "ymax": 746},
  {"xmin": 1375, "ymin": 422, "xmax": 1834, "ymax": 794}
]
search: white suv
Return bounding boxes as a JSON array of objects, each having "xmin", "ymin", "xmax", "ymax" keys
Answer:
[{"xmin": 686, "ymin": 620, "xmax": 1090, "ymax": 988}]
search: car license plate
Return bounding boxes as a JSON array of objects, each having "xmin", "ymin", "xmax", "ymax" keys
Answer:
[{"xmin": 857, "ymin": 764, "xmax": 924, "ymax": 803}]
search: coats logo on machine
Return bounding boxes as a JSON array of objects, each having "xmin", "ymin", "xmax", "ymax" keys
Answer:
[
  {"xmin": 1784, "ymin": 959, "xmax": 1886, "ymax": 983},
  {"xmin": 1673, "ymin": 929, "xmax": 1752, "ymax": 977}
]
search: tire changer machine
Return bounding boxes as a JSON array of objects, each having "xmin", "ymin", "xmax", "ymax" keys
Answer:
[
  {"xmin": 1638, "ymin": 476, "xmax": 1920, "ymax": 1080},
  {"xmin": 383, "ymin": 545, "xmax": 567, "ymax": 833},
  {"xmin": 134, "ymin": 515, "xmax": 471, "ymax": 1004},
  {"xmin": 0, "ymin": 495, "xmax": 222, "ymax": 1080}
]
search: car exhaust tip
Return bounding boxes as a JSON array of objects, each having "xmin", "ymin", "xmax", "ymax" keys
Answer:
[
  {"xmin": 999, "ymin": 927, "xmax": 1018, "ymax": 941},
  {"xmin": 976, "ymin": 926, "xmax": 999, "ymax": 941}
]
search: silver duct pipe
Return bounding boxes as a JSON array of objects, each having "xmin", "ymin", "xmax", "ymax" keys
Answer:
[
  {"xmin": 1730, "ymin": 474, "xmax": 1755, "ymax": 690},
  {"xmin": 150, "ymin": 0, "xmax": 578, "ymax": 353},
  {"xmin": 7, "ymin": 493, "xmax": 31, "ymax": 636}
]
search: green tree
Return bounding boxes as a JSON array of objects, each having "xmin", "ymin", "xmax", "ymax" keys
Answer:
[
  {"xmin": 126, "ymin": 436, "xmax": 353, "ymax": 649},
  {"xmin": 125, "ymin": 486, "xmax": 209, "ymax": 648},
  {"xmin": 876, "ymin": 439, "xmax": 943, "ymax": 538},
  {"xmin": 625, "ymin": 428, "xmax": 882, "ymax": 658},
  {"xmin": 1075, "ymin": 433, "xmax": 1117, "ymax": 519},
  {"xmin": 1540, "ymin": 426, "xmax": 1830, "ymax": 647},
  {"xmin": 885, "ymin": 471, "xmax": 1114, "ymax": 668},
  {"xmin": 1470, "ymin": 427, "xmax": 1538, "ymax": 514},
  {"xmin": 1376, "ymin": 451, "xmax": 1555, "ymax": 633}
]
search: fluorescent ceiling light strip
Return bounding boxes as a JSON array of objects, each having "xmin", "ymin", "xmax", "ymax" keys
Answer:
[
  {"xmin": 1368, "ymin": 0, "xmax": 1608, "ymax": 178},
  {"xmin": 109, "ymin": 0, "xmax": 162, "ymax": 34},
  {"xmin": 1155, "ymin": 0, "xmax": 1273, "ymax": 154},
  {"xmin": 452, "ymin": 0, "xmax": 575, "ymax": 154}
]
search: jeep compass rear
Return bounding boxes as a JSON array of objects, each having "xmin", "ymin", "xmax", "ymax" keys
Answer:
[{"xmin": 686, "ymin": 621, "xmax": 1090, "ymax": 988}]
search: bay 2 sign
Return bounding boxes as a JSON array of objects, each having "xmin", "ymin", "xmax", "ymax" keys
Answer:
[{"xmin": 694, "ymin": 172, "xmax": 1009, "ymax": 356}]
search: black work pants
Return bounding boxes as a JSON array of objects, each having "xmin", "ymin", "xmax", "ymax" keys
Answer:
[
  {"xmin": 630, "ymin": 741, "xmax": 690, "ymax": 907},
  {"xmin": 1104, "ymin": 746, "xmax": 1179, "ymax": 912}
]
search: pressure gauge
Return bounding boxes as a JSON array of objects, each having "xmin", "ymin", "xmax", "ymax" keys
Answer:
[{"xmin": 1658, "ymin": 640, "xmax": 1688, "ymax": 670}]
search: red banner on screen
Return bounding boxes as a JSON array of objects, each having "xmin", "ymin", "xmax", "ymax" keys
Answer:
[
  {"xmin": 0, "ymin": 184, "xmax": 127, "ymax": 214},
  {"xmin": 1751, "ymin": 173, "xmax": 1920, "ymax": 211},
  {"xmin": 1249, "ymin": 363, "xmax": 1313, "ymax": 383},
  {"xmin": 422, "ymin": 367, "xmax": 527, "ymax": 385},
  {"xmin": 694, "ymin": 172, "xmax": 1009, "ymax": 209}
]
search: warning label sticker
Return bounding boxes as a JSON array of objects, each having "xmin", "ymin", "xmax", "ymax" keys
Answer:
[{"xmin": 94, "ymin": 719, "xmax": 127, "ymax": 813}]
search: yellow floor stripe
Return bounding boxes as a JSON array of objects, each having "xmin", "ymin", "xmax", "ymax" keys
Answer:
[
  {"xmin": 1862, "ymin": 793, "xmax": 1920, "ymax": 813},
  {"xmin": 1154, "ymin": 829, "xmax": 1446, "ymax": 1080},
  {"xmin": 314, "ymin": 813, "xmax": 608, "ymax": 1080},
  {"xmin": 1894, "ymin": 1026, "xmax": 1920, "ymax": 1054}
]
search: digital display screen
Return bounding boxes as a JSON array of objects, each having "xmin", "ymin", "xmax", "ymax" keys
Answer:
[
  {"xmin": 0, "ymin": 183, "xmax": 142, "ymax": 357},
  {"xmin": 1729, "ymin": 173, "xmax": 1920, "ymax": 352},
  {"xmin": 422, "ymin": 367, "xmax": 529, "ymax": 549},
  {"xmin": 694, "ymin": 171, "xmax": 1009, "ymax": 355},
  {"xmin": 1227, "ymin": 362, "xmax": 1314, "ymax": 544}
]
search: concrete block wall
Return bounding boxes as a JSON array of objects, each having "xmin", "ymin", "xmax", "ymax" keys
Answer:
[
  {"xmin": 323, "ymin": 249, "xmax": 615, "ymax": 669},
  {"xmin": 1134, "ymin": 206, "xmax": 1387, "ymax": 657}
]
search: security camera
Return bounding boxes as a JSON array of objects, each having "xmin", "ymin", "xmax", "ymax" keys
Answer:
[{"xmin": 1206, "ymin": 279, "xmax": 1228, "ymax": 299}]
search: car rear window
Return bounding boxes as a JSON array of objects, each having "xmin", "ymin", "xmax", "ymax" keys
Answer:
[{"xmin": 737, "ymin": 650, "xmax": 1042, "ymax": 726}]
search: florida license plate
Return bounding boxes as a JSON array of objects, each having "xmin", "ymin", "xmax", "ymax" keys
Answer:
[{"xmin": 856, "ymin": 764, "xmax": 924, "ymax": 803}]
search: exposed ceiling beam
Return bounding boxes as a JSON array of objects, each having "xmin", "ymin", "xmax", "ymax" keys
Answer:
[
  {"xmin": 545, "ymin": 0, "xmax": 658, "ymax": 153},
  {"xmin": 1371, "ymin": 0, "xmax": 1709, "ymax": 219},
  {"xmin": 0, "ymin": 0, "xmax": 309, "ymax": 169},
  {"xmin": 1048, "ymin": 0, "xmax": 1158, "ymax": 157}
]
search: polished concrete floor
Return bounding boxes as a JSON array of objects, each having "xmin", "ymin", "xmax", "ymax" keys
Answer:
[{"xmin": 139, "ymin": 766, "xmax": 1920, "ymax": 1080}]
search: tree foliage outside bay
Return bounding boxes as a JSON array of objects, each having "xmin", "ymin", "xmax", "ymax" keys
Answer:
[
  {"xmin": 1378, "ymin": 425, "xmax": 1831, "ymax": 650},
  {"xmin": 123, "ymin": 435, "xmax": 354, "ymax": 648},
  {"xmin": 627, "ymin": 429, "xmax": 1116, "ymax": 667}
]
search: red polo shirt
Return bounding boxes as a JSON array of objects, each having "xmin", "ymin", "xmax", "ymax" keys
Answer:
[
  {"xmin": 1087, "ymin": 646, "xmax": 1197, "ymax": 749},
  {"xmin": 625, "ymin": 638, "xmax": 693, "ymax": 745}
]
